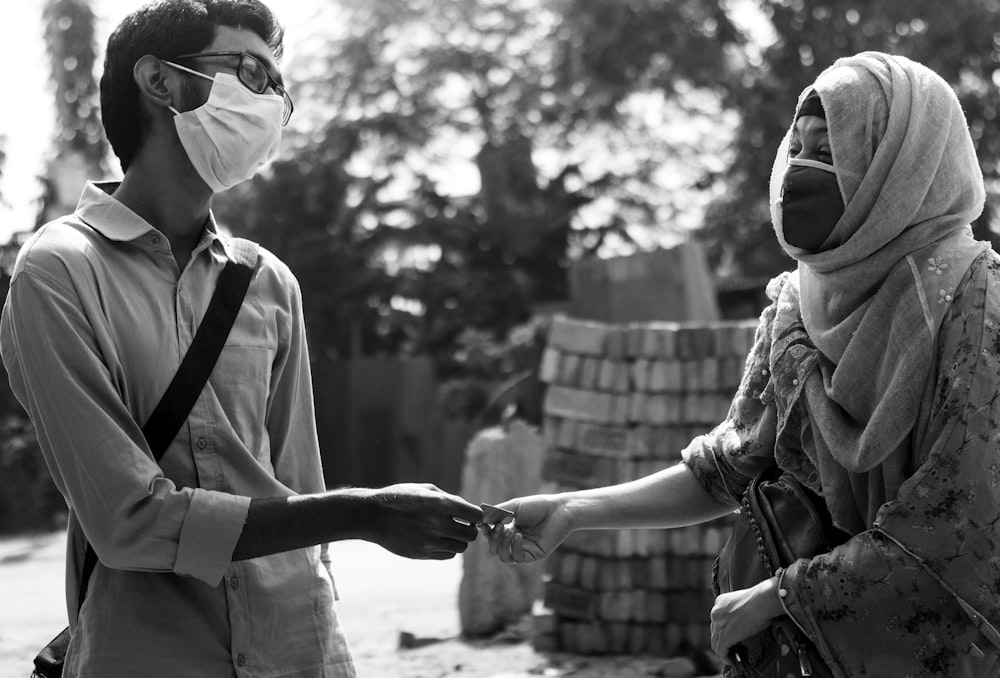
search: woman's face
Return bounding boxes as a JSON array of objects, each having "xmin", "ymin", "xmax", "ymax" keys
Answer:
[{"xmin": 781, "ymin": 114, "xmax": 844, "ymax": 250}]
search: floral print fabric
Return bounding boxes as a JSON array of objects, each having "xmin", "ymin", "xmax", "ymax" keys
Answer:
[{"xmin": 683, "ymin": 250, "xmax": 1000, "ymax": 676}]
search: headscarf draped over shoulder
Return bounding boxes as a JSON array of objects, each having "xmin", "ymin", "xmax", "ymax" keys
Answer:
[{"xmin": 767, "ymin": 52, "xmax": 988, "ymax": 531}]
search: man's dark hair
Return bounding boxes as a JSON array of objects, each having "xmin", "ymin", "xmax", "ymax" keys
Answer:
[{"xmin": 100, "ymin": 0, "xmax": 284, "ymax": 171}]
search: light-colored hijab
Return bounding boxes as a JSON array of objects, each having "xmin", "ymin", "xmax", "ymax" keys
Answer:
[{"xmin": 767, "ymin": 52, "xmax": 988, "ymax": 532}]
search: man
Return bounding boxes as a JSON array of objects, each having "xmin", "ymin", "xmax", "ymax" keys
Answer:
[{"xmin": 1, "ymin": 1, "xmax": 482, "ymax": 676}]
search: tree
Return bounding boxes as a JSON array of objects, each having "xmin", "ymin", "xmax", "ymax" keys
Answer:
[
  {"xmin": 37, "ymin": 0, "xmax": 108, "ymax": 227},
  {"xmin": 215, "ymin": 0, "xmax": 744, "ymax": 363}
]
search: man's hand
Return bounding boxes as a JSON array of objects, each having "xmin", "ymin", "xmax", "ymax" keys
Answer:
[
  {"xmin": 710, "ymin": 576, "xmax": 785, "ymax": 663},
  {"xmin": 482, "ymin": 494, "xmax": 573, "ymax": 564},
  {"xmin": 364, "ymin": 483, "xmax": 483, "ymax": 560}
]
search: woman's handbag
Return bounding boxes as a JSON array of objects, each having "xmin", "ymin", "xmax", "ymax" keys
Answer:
[
  {"xmin": 713, "ymin": 465, "xmax": 849, "ymax": 678},
  {"xmin": 30, "ymin": 243, "xmax": 259, "ymax": 678}
]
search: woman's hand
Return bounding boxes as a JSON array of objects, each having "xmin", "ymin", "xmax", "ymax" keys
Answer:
[
  {"xmin": 711, "ymin": 576, "xmax": 785, "ymax": 663},
  {"xmin": 483, "ymin": 494, "xmax": 573, "ymax": 564}
]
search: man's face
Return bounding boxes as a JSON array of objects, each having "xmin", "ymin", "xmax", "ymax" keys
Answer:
[{"xmin": 174, "ymin": 25, "xmax": 285, "ymax": 111}]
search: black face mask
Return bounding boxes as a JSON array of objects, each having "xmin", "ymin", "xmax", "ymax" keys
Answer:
[{"xmin": 780, "ymin": 161, "xmax": 845, "ymax": 251}]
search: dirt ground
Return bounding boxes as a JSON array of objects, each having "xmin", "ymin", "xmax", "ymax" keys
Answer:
[{"xmin": 0, "ymin": 532, "xmax": 720, "ymax": 677}]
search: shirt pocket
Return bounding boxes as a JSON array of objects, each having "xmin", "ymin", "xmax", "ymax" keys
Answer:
[{"xmin": 212, "ymin": 345, "xmax": 275, "ymax": 454}]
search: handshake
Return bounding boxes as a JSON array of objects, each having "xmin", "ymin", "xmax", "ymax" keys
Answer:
[{"xmin": 371, "ymin": 483, "xmax": 566, "ymax": 564}]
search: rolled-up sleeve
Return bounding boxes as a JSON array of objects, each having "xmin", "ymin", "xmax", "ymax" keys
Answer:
[
  {"xmin": 1, "ymin": 267, "xmax": 247, "ymax": 587},
  {"xmin": 682, "ymin": 294, "xmax": 780, "ymax": 504}
]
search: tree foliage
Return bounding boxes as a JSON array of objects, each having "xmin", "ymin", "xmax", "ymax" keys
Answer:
[
  {"xmin": 37, "ymin": 0, "xmax": 108, "ymax": 228},
  {"xmin": 216, "ymin": 0, "xmax": 742, "ymax": 362},
  {"xmin": 216, "ymin": 0, "xmax": 1000, "ymax": 367},
  {"xmin": 42, "ymin": 0, "xmax": 106, "ymax": 167}
]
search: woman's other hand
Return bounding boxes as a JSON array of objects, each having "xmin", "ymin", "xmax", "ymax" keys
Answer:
[{"xmin": 710, "ymin": 576, "xmax": 785, "ymax": 663}]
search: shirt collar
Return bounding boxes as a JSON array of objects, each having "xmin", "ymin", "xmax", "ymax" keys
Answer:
[
  {"xmin": 76, "ymin": 181, "xmax": 153, "ymax": 241},
  {"xmin": 75, "ymin": 180, "xmax": 232, "ymax": 260}
]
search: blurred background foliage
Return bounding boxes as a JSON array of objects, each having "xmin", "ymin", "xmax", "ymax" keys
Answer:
[
  {"xmin": 212, "ymin": 0, "xmax": 1000, "ymax": 366},
  {"xmin": 5, "ymin": 0, "xmax": 1000, "ymax": 531}
]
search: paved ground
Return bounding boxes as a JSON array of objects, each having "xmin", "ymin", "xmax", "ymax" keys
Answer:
[{"xmin": 0, "ymin": 532, "xmax": 719, "ymax": 677}]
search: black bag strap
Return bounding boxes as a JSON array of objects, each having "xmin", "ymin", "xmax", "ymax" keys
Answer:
[{"xmin": 76, "ymin": 239, "xmax": 259, "ymax": 608}]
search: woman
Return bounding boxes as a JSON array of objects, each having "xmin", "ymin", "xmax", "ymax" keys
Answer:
[{"xmin": 484, "ymin": 52, "xmax": 1000, "ymax": 676}]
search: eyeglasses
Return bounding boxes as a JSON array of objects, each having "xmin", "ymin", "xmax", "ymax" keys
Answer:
[{"xmin": 171, "ymin": 51, "xmax": 293, "ymax": 125}]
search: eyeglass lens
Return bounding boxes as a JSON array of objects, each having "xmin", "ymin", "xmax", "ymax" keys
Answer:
[{"xmin": 239, "ymin": 55, "xmax": 292, "ymax": 124}]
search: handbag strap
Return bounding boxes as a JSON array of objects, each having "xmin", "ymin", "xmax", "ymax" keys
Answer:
[{"xmin": 76, "ymin": 239, "xmax": 260, "ymax": 608}]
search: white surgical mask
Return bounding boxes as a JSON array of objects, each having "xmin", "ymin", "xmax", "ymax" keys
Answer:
[{"xmin": 164, "ymin": 61, "xmax": 283, "ymax": 192}]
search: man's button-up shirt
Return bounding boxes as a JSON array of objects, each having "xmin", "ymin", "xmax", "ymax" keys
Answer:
[{"xmin": 0, "ymin": 182, "xmax": 356, "ymax": 677}]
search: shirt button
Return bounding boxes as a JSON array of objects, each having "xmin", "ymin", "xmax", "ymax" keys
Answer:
[
  {"xmin": 230, "ymin": 576, "xmax": 239, "ymax": 590},
  {"xmin": 792, "ymin": 378, "xmax": 799, "ymax": 386},
  {"xmin": 236, "ymin": 654, "xmax": 246, "ymax": 667},
  {"xmin": 196, "ymin": 437, "xmax": 208, "ymax": 450},
  {"xmin": 778, "ymin": 588, "xmax": 788, "ymax": 598}
]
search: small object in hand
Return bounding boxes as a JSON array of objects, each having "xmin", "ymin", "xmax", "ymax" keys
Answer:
[{"xmin": 479, "ymin": 503, "xmax": 514, "ymax": 526}]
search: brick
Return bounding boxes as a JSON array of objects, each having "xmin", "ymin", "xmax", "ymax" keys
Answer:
[
  {"xmin": 685, "ymin": 622, "xmax": 710, "ymax": 650},
  {"xmin": 539, "ymin": 347, "xmax": 562, "ymax": 384},
  {"xmin": 597, "ymin": 359, "xmax": 630, "ymax": 393},
  {"xmin": 532, "ymin": 607, "xmax": 558, "ymax": 635},
  {"xmin": 665, "ymin": 623, "xmax": 684, "ymax": 653},
  {"xmin": 669, "ymin": 527, "xmax": 702, "ymax": 557},
  {"xmin": 544, "ymin": 386, "xmax": 618, "ymax": 424},
  {"xmin": 608, "ymin": 622, "xmax": 629, "ymax": 653},
  {"xmin": 648, "ymin": 557, "xmax": 669, "ymax": 591},
  {"xmin": 677, "ymin": 327, "xmax": 716, "ymax": 360},
  {"xmin": 636, "ymin": 394, "xmax": 683, "ymax": 426},
  {"xmin": 628, "ymin": 623, "xmax": 649, "ymax": 652},
  {"xmin": 548, "ymin": 316, "xmax": 611, "ymax": 356},
  {"xmin": 597, "ymin": 592, "xmax": 617, "ymax": 621},
  {"xmin": 579, "ymin": 555, "xmax": 600, "ymax": 591},
  {"xmin": 543, "ymin": 416, "xmax": 561, "ymax": 449},
  {"xmin": 700, "ymin": 358, "xmax": 720, "ymax": 391},
  {"xmin": 626, "ymin": 325, "xmax": 645, "ymax": 358},
  {"xmin": 543, "ymin": 582, "xmax": 596, "ymax": 621},
  {"xmin": 682, "ymin": 393, "xmax": 720, "ymax": 425},
  {"xmin": 541, "ymin": 449, "xmax": 615, "ymax": 488},
  {"xmin": 647, "ymin": 529, "xmax": 671, "ymax": 557},
  {"xmin": 631, "ymin": 359, "xmax": 651, "ymax": 392},
  {"xmin": 682, "ymin": 360, "xmax": 702, "ymax": 392},
  {"xmin": 555, "ymin": 417, "xmax": 577, "ymax": 451},
  {"xmin": 579, "ymin": 356, "xmax": 601, "ymax": 391},
  {"xmin": 531, "ymin": 633, "xmax": 559, "ymax": 653},
  {"xmin": 563, "ymin": 529, "xmax": 617, "ymax": 557},
  {"xmin": 574, "ymin": 422, "xmax": 628, "ymax": 457},
  {"xmin": 647, "ymin": 360, "xmax": 670, "ymax": 392},
  {"xmin": 647, "ymin": 592, "xmax": 668, "ymax": 624},
  {"xmin": 555, "ymin": 551, "xmax": 582, "ymax": 587},
  {"xmin": 557, "ymin": 353, "xmax": 583, "ymax": 387},
  {"xmin": 616, "ymin": 559, "xmax": 633, "ymax": 591},
  {"xmin": 663, "ymin": 360, "xmax": 684, "ymax": 392},
  {"xmin": 647, "ymin": 622, "xmax": 668, "ymax": 656},
  {"xmin": 642, "ymin": 324, "xmax": 680, "ymax": 358},
  {"xmin": 605, "ymin": 328, "xmax": 628, "ymax": 360},
  {"xmin": 610, "ymin": 394, "xmax": 631, "ymax": 425}
]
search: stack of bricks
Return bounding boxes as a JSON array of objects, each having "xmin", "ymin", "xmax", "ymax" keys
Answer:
[{"xmin": 533, "ymin": 315, "xmax": 759, "ymax": 656}]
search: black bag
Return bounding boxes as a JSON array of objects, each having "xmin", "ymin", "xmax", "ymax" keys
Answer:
[
  {"xmin": 713, "ymin": 465, "xmax": 849, "ymax": 678},
  {"xmin": 31, "ymin": 247, "xmax": 258, "ymax": 678}
]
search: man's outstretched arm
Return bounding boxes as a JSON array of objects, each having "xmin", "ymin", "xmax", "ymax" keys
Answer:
[{"xmin": 233, "ymin": 483, "xmax": 484, "ymax": 561}]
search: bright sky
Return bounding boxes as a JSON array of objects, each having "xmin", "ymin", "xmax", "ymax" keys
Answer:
[{"xmin": 0, "ymin": 0, "xmax": 322, "ymax": 244}]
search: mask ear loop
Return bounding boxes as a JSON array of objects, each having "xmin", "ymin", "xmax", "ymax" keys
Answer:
[
  {"xmin": 161, "ymin": 60, "xmax": 215, "ymax": 117},
  {"xmin": 787, "ymin": 157, "xmax": 862, "ymax": 181}
]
